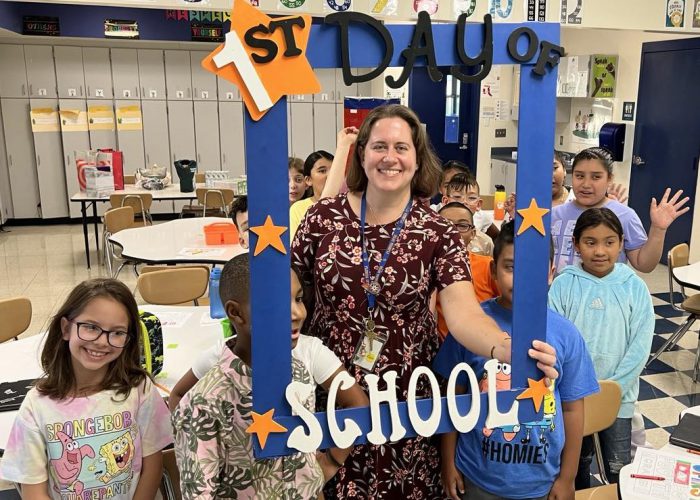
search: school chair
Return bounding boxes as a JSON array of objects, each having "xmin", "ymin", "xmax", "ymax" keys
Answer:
[
  {"xmin": 161, "ymin": 448, "xmax": 182, "ymax": 500},
  {"xmin": 481, "ymin": 194, "xmax": 494, "ymax": 210},
  {"xmin": 109, "ymin": 193, "xmax": 153, "ymax": 227},
  {"xmin": 0, "ymin": 296, "xmax": 32, "ymax": 342},
  {"xmin": 138, "ymin": 265, "xmax": 211, "ymax": 305},
  {"xmin": 195, "ymin": 172, "xmax": 205, "ymax": 184},
  {"xmin": 646, "ymin": 243, "xmax": 700, "ymax": 381},
  {"xmin": 136, "ymin": 267, "xmax": 209, "ymax": 306},
  {"xmin": 582, "ymin": 380, "xmax": 622, "ymax": 486},
  {"xmin": 575, "ymin": 484, "xmax": 619, "ymax": 500},
  {"xmin": 197, "ymin": 187, "xmax": 235, "ymax": 217},
  {"xmin": 103, "ymin": 206, "xmax": 139, "ymax": 279}
]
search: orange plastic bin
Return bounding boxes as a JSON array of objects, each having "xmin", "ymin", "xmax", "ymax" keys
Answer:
[{"xmin": 204, "ymin": 222, "xmax": 238, "ymax": 245}]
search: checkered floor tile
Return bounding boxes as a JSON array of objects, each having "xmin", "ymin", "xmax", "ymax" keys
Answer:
[{"xmin": 639, "ymin": 291, "xmax": 699, "ymax": 447}]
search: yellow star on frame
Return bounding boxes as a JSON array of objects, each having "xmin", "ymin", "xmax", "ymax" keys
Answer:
[
  {"xmin": 516, "ymin": 377, "xmax": 550, "ymax": 413},
  {"xmin": 250, "ymin": 215, "xmax": 287, "ymax": 256},
  {"xmin": 246, "ymin": 409, "xmax": 288, "ymax": 449},
  {"xmin": 516, "ymin": 198, "xmax": 550, "ymax": 236}
]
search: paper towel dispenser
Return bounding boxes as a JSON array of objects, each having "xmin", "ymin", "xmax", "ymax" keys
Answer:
[{"xmin": 599, "ymin": 123, "xmax": 626, "ymax": 161}]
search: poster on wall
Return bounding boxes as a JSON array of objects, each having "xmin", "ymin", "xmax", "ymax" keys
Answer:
[
  {"xmin": 23, "ymin": 16, "xmax": 59, "ymax": 36},
  {"xmin": 589, "ymin": 54, "xmax": 617, "ymax": 98},
  {"xmin": 693, "ymin": 0, "xmax": 700, "ymax": 27},
  {"xmin": 116, "ymin": 106, "xmax": 143, "ymax": 131},
  {"xmin": 414, "ymin": 0, "xmax": 439, "ymax": 16},
  {"xmin": 560, "ymin": 0, "xmax": 583, "ymax": 25},
  {"xmin": 526, "ymin": 0, "xmax": 547, "ymax": 21},
  {"xmin": 666, "ymin": 0, "xmax": 685, "ymax": 27},
  {"xmin": 370, "ymin": 0, "xmax": 398, "ymax": 16},
  {"xmin": 88, "ymin": 105, "xmax": 115, "ymax": 131},
  {"xmin": 323, "ymin": 0, "xmax": 352, "ymax": 12},
  {"xmin": 30, "ymin": 108, "xmax": 60, "ymax": 133},
  {"xmin": 570, "ymin": 100, "xmax": 613, "ymax": 145},
  {"xmin": 278, "ymin": 0, "xmax": 307, "ymax": 10},
  {"xmin": 104, "ymin": 19, "xmax": 139, "ymax": 39},
  {"xmin": 59, "ymin": 110, "xmax": 89, "ymax": 132},
  {"xmin": 453, "ymin": 0, "xmax": 477, "ymax": 19}
]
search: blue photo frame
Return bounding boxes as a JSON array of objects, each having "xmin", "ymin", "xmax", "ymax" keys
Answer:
[{"xmin": 244, "ymin": 19, "xmax": 559, "ymax": 458}]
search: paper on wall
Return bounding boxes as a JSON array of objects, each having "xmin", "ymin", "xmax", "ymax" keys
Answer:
[
  {"xmin": 30, "ymin": 108, "xmax": 60, "ymax": 133},
  {"xmin": 116, "ymin": 105, "xmax": 143, "ymax": 131},
  {"xmin": 59, "ymin": 109, "xmax": 89, "ymax": 132},
  {"xmin": 88, "ymin": 105, "xmax": 115, "ymax": 131}
]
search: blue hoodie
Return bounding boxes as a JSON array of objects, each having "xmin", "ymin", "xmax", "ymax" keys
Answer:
[{"xmin": 548, "ymin": 263, "xmax": 654, "ymax": 418}]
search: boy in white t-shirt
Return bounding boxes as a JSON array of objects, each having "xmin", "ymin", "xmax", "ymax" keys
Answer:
[{"xmin": 171, "ymin": 254, "xmax": 368, "ymax": 497}]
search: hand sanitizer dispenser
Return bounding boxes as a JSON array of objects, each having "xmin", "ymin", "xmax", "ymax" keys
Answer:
[{"xmin": 599, "ymin": 123, "xmax": 626, "ymax": 161}]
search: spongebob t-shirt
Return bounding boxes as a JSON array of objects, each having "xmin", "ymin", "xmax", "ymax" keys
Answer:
[
  {"xmin": 433, "ymin": 299, "xmax": 598, "ymax": 499},
  {"xmin": 0, "ymin": 380, "xmax": 173, "ymax": 499}
]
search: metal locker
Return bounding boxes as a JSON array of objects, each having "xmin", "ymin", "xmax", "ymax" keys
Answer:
[
  {"xmin": 0, "ymin": 45, "xmax": 28, "ymax": 98},
  {"xmin": 142, "ymin": 100, "xmax": 173, "ymax": 214},
  {"xmin": 24, "ymin": 46, "xmax": 57, "ymax": 99},
  {"xmin": 111, "ymin": 49, "xmax": 140, "ymax": 100},
  {"xmin": 290, "ymin": 102, "xmax": 314, "ymax": 159},
  {"xmin": 164, "ymin": 51, "xmax": 193, "ymax": 100},
  {"xmin": 54, "ymin": 46, "xmax": 86, "ymax": 99},
  {"xmin": 83, "ymin": 47, "xmax": 113, "ymax": 99},
  {"xmin": 217, "ymin": 76, "xmax": 240, "ymax": 102},
  {"xmin": 30, "ymin": 98, "xmax": 68, "ymax": 218},
  {"xmin": 87, "ymin": 99, "xmax": 116, "ymax": 150},
  {"xmin": 313, "ymin": 103, "xmax": 336, "ymax": 153},
  {"xmin": 58, "ymin": 99, "xmax": 90, "ymax": 218},
  {"xmin": 0, "ymin": 105, "xmax": 14, "ymax": 220},
  {"xmin": 335, "ymin": 68, "xmax": 357, "ymax": 104},
  {"xmin": 1, "ymin": 98, "xmax": 40, "ymax": 219},
  {"xmin": 194, "ymin": 101, "xmax": 221, "ymax": 171},
  {"xmin": 115, "ymin": 100, "xmax": 145, "ymax": 175},
  {"xmin": 167, "ymin": 100, "xmax": 196, "ymax": 213},
  {"xmin": 138, "ymin": 49, "xmax": 166, "ymax": 101},
  {"xmin": 219, "ymin": 101, "xmax": 246, "ymax": 177},
  {"xmin": 191, "ymin": 51, "xmax": 217, "ymax": 101},
  {"xmin": 314, "ymin": 69, "xmax": 336, "ymax": 103}
]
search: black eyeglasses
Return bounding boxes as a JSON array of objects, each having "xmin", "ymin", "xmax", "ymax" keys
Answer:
[
  {"xmin": 68, "ymin": 320, "xmax": 130, "ymax": 348},
  {"xmin": 454, "ymin": 222, "xmax": 475, "ymax": 233}
]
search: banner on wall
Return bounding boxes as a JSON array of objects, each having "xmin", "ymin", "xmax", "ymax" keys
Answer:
[
  {"xmin": 370, "ymin": 0, "xmax": 398, "ymax": 16},
  {"xmin": 453, "ymin": 0, "xmax": 477, "ymax": 19},
  {"xmin": 560, "ymin": 0, "xmax": 583, "ymax": 25},
  {"xmin": 30, "ymin": 108, "xmax": 60, "ymax": 133},
  {"xmin": 88, "ymin": 105, "xmax": 115, "ymax": 131},
  {"xmin": 116, "ymin": 106, "xmax": 143, "ymax": 131},
  {"xmin": 59, "ymin": 110, "xmax": 89, "ymax": 132},
  {"xmin": 104, "ymin": 19, "xmax": 139, "ymax": 39},
  {"xmin": 323, "ymin": 0, "xmax": 352, "ymax": 12},
  {"xmin": 526, "ymin": 0, "xmax": 547, "ymax": 21},
  {"xmin": 694, "ymin": 0, "xmax": 700, "ymax": 27},
  {"xmin": 666, "ymin": 0, "xmax": 685, "ymax": 27},
  {"xmin": 589, "ymin": 54, "xmax": 617, "ymax": 98},
  {"xmin": 191, "ymin": 23, "xmax": 225, "ymax": 42},
  {"xmin": 23, "ymin": 16, "xmax": 59, "ymax": 36}
]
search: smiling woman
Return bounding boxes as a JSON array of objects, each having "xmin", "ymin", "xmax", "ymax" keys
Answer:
[{"xmin": 291, "ymin": 104, "xmax": 558, "ymax": 498}]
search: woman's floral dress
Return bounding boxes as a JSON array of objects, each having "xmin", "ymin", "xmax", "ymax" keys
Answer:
[{"xmin": 292, "ymin": 193, "xmax": 471, "ymax": 499}]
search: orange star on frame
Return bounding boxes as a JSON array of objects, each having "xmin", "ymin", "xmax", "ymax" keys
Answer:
[
  {"xmin": 516, "ymin": 377, "xmax": 550, "ymax": 413},
  {"xmin": 201, "ymin": 0, "xmax": 320, "ymax": 120},
  {"xmin": 246, "ymin": 409, "xmax": 288, "ymax": 449},
  {"xmin": 516, "ymin": 198, "xmax": 550, "ymax": 236},
  {"xmin": 250, "ymin": 215, "xmax": 288, "ymax": 256}
]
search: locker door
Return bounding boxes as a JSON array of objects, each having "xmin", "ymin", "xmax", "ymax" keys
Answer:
[
  {"xmin": 217, "ymin": 76, "xmax": 240, "ymax": 101},
  {"xmin": 168, "ymin": 100, "xmax": 196, "ymax": 212},
  {"xmin": 219, "ymin": 101, "xmax": 245, "ymax": 177},
  {"xmin": 111, "ymin": 49, "xmax": 140, "ymax": 100},
  {"xmin": 83, "ymin": 47, "xmax": 113, "ymax": 99},
  {"xmin": 115, "ymin": 100, "xmax": 145, "ymax": 175},
  {"xmin": 87, "ymin": 100, "xmax": 116, "ymax": 150},
  {"xmin": 1, "ymin": 98, "xmax": 40, "ymax": 218},
  {"xmin": 194, "ymin": 101, "xmax": 220, "ymax": 171},
  {"xmin": 54, "ymin": 46, "xmax": 85, "ymax": 99},
  {"xmin": 336, "ymin": 102, "xmax": 344, "ymax": 131},
  {"xmin": 354, "ymin": 69, "xmax": 374, "ymax": 97},
  {"xmin": 58, "ymin": 99, "xmax": 90, "ymax": 218},
  {"xmin": 30, "ymin": 98, "xmax": 68, "ymax": 218},
  {"xmin": 313, "ymin": 104, "xmax": 336, "ymax": 153},
  {"xmin": 0, "ymin": 45, "xmax": 28, "ymax": 98},
  {"xmin": 191, "ymin": 51, "xmax": 217, "ymax": 101},
  {"xmin": 164, "ymin": 51, "xmax": 192, "ymax": 100},
  {"xmin": 24, "ymin": 46, "xmax": 57, "ymax": 98},
  {"xmin": 0, "ymin": 104, "xmax": 14, "ymax": 220},
  {"xmin": 138, "ymin": 49, "xmax": 166, "ymax": 100},
  {"xmin": 142, "ymin": 100, "xmax": 173, "ymax": 214},
  {"xmin": 289, "ymin": 102, "xmax": 313, "ymax": 159},
  {"xmin": 335, "ymin": 68, "xmax": 357, "ymax": 104},
  {"xmin": 313, "ymin": 69, "xmax": 336, "ymax": 103}
]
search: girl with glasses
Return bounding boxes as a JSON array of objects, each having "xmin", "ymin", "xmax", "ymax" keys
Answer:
[{"xmin": 0, "ymin": 278, "xmax": 172, "ymax": 499}]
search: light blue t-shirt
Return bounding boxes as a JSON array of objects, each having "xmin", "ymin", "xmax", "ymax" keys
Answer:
[
  {"xmin": 433, "ymin": 299, "xmax": 599, "ymax": 499},
  {"xmin": 551, "ymin": 200, "xmax": 647, "ymax": 274}
]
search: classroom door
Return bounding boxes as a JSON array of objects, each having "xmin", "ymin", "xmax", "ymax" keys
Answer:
[{"xmin": 628, "ymin": 38, "xmax": 700, "ymax": 264}]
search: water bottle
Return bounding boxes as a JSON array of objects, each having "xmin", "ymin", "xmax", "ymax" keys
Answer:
[
  {"xmin": 494, "ymin": 184, "xmax": 506, "ymax": 221},
  {"xmin": 209, "ymin": 268, "xmax": 226, "ymax": 319}
]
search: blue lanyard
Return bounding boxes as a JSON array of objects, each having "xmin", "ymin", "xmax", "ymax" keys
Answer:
[{"xmin": 360, "ymin": 192, "xmax": 413, "ymax": 310}]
